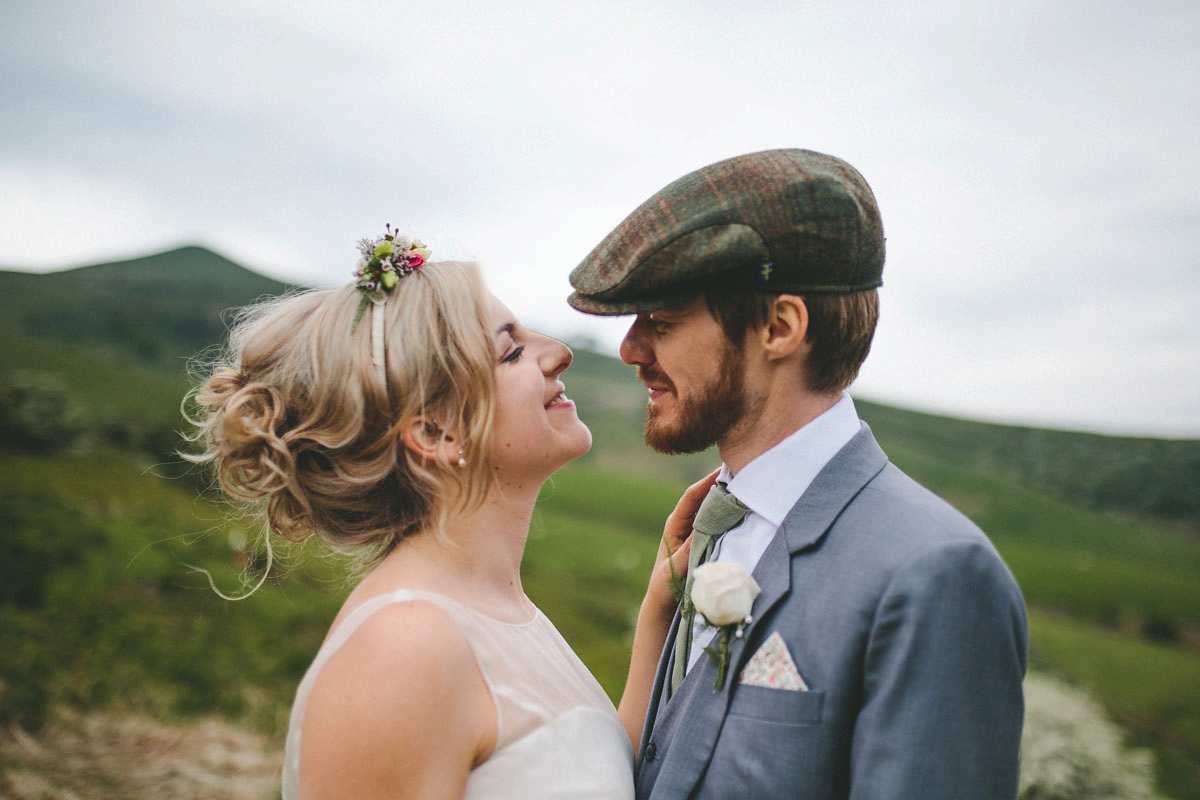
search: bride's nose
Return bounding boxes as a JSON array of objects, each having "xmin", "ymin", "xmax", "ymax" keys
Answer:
[{"xmin": 540, "ymin": 336, "xmax": 572, "ymax": 378}]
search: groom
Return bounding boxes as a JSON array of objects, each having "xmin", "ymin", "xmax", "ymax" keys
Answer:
[{"xmin": 569, "ymin": 149, "xmax": 1027, "ymax": 799}]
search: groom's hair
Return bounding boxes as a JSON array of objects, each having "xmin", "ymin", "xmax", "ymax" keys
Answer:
[{"xmin": 705, "ymin": 288, "xmax": 879, "ymax": 395}]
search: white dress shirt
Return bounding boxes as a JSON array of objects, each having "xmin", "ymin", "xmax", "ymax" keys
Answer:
[{"xmin": 686, "ymin": 392, "xmax": 862, "ymax": 669}]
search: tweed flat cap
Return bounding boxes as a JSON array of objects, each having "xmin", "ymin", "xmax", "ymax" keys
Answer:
[{"xmin": 568, "ymin": 148, "xmax": 885, "ymax": 315}]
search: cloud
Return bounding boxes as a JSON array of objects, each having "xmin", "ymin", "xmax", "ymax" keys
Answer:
[{"xmin": 1, "ymin": 0, "xmax": 1196, "ymax": 436}]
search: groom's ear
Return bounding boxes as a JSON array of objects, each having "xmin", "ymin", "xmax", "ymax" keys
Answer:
[
  {"xmin": 399, "ymin": 417, "xmax": 457, "ymax": 462},
  {"xmin": 758, "ymin": 294, "xmax": 810, "ymax": 362}
]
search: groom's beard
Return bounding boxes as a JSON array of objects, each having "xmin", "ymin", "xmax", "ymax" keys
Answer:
[{"xmin": 639, "ymin": 343, "xmax": 748, "ymax": 455}]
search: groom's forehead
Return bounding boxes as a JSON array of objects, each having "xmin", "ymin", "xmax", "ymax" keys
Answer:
[{"xmin": 647, "ymin": 298, "xmax": 704, "ymax": 320}]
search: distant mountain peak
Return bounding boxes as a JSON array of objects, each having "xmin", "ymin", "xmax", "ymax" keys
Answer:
[
  {"xmin": 0, "ymin": 246, "xmax": 297, "ymax": 369},
  {"xmin": 58, "ymin": 245, "xmax": 272, "ymax": 283}
]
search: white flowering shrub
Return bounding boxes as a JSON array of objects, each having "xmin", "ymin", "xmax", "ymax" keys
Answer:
[{"xmin": 1020, "ymin": 672, "xmax": 1164, "ymax": 800}]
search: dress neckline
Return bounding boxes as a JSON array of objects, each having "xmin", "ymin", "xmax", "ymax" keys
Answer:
[{"xmin": 371, "ymin": 587, "xmax": 542, "ymax": 628}]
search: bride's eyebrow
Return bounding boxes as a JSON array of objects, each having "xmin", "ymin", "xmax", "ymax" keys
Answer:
[{"xmin": 495, "ymin": 321, "xmax": 517, "ymax": 338}]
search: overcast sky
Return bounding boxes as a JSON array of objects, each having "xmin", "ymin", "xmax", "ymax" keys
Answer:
[{"xmin": 2, "ymin": 1, "xmax": 1197, "ymax": 438}]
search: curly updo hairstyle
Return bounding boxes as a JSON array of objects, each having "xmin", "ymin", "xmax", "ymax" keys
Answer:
[{"xmin": 185, "ymin": 260, "xmax": 496, "ymax": 564}]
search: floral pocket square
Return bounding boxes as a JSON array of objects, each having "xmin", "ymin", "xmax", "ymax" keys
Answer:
[{"xmin": 739, "ymin": 631, "xmax": 808, "ymax": 691}]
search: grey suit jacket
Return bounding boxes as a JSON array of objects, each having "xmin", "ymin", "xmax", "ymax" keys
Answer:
[{"xmin": 635, "ymin": 425, "xmax": 1027, "ymax": 800}]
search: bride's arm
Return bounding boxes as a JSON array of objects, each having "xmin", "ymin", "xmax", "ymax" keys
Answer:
[
  {"xmin": 299, "ymin": 602, "xmax": 495, "ymax": 799},
  {"xmin": 617, "ymin": 470, "xmax": 717, "ymax": 750}
]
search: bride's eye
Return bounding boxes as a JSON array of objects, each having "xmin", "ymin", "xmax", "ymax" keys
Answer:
[{"xmin": 500, "ymin": 345, "xmax": 525, "ymax": 364}]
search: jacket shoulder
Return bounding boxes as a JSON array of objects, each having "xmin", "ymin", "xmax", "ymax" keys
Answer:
[
  {"xmin": 855, "ymin": 462, "xmax": 989, "ymax": 546},
  {"xmin": 817, "ymin": 460, "xmax": 1022, "ymax": 608}
]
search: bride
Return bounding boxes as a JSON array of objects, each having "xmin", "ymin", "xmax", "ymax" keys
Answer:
[{"xmin": 188, "ymin": 229, "xmax": 707, "ymax": 799}]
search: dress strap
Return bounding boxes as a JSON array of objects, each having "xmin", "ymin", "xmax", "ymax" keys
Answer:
[
  {"xmin": 311, "ymin": 589, "xmax": 460, "ymax": 676},
  {"xmin": 282, "ymin": 588, "xmax": 493, "ymax": 800}
]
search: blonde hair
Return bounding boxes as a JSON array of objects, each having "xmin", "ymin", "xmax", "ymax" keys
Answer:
[{"xmin": 184, "ymin": 261, "xmax": 496, "ymax": 565}]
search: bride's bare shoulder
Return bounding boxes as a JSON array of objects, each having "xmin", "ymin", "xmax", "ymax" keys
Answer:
[{"xmin": 299, "ymin": 600, "xmax": 496, "ymax": 799}]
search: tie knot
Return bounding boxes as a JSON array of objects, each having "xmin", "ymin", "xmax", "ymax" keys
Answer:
[{"xmin": 693, "ymin": 482, "xmax": 749, "ymax": 538}]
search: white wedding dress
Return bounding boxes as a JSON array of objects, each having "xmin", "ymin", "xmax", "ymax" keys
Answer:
[{"xmin": 281, "ymin": 589, "xmax": 634, "ymax": 799}]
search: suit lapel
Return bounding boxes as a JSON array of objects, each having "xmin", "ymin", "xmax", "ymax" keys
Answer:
[
  {"xmin": 730, "ymin": 425, "xmax": 889, "ymax": 680},
  {"xmin": 778, "ymin": 424, "xmax": 888, "ymax": 556},
  {"xmin": 646, "ymin": 425, "xmax": 889, "ymax": 799}
]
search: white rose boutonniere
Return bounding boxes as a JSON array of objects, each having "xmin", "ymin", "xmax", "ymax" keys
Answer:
[{"xmin": 690, "ymin": 562, "xmax": 761, "ymax": 690}]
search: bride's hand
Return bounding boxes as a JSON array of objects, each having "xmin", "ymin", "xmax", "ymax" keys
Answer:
[
  {"xmin": 645, "ymin": 469, "xmax": 720, "ymax": 612},
  {"xmin": 620, "ymin": 469, "xmax": 720, "ymax": 747}
]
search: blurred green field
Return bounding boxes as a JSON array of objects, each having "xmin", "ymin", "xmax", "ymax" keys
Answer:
[
  {"xmin": 1030, "ymin": 610, "xmax": 1200, "ymax": 754},
  {"xmin": 4, "ymin": 429, "xmax": 1200, "ymax": 795},
  {"xmin": 0, "ymin": 452, "xmax": 346, "ymax": 734},
  {"xmin": 525, "ymin": 466, "xmax": 691, "ymax": 691},
  {"xmin": 0, "ymin": 454, "xmax": 682, "ymax": 730},
  {"xmin": 1030, "ymin": 610, "xmax": 1200, "ymax": 798},
  {"xmin": 883, "ymin": 440, "xmax": 1200, "ymax": 633},
  {"xmin": 22, "ymin": 448, "xmax": 1194, "ymax": 715}
]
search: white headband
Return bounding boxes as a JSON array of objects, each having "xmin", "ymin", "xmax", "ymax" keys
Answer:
[{"xmin": 349, "ymin": 225, "xmax": 431, "ymax": 388}]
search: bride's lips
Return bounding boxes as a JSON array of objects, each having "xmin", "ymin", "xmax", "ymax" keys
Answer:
[{"xmin": 544, "ymin": 385, "xmax": 574, "ymax": 410}]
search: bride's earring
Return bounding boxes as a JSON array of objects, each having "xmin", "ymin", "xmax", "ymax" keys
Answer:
[{"xmin": 457, "ymin": 449, "xmax": 466, "ymax": 467}]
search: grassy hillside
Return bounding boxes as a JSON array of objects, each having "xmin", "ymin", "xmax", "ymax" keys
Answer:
[
  {"xmin": 0, "ymin": 450, "xmax": 336, "ymax": 731},
  {"xmin": 860, "ymin": 399, "xmax": 1200, "ymax": 533},
  {"xmin": 0, "ymin": 247, "xmax": 294, "ymax": 372},
  {"xmin": 4, "ymin": 449, "xmax": 1199, "ymax": 795},
  {"xmin": 8, "ymin": 448, "xmax": 1195, "ymax": 729}
]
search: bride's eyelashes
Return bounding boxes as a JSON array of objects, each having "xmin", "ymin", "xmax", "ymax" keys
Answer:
[{"xmin": 500, "ymin": 345, "xmax": 525, "ymax": 364}]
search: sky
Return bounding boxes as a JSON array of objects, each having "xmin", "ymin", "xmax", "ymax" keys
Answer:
[{"xmin": 2, "ymin": 0, "xmax": 1198, "ymax": 438}]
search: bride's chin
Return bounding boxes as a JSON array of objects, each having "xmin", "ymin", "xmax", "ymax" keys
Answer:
[
  {"xmin": 571, "ymin": 422, "xmax": 593, "ymax": 458},
  {"xmin": 552, "ymin": 424, "xmax": 593, "ymax": 471},
  {"xmin": 558, "ymin": 437, "xmax": 592, "ymax": 470}
]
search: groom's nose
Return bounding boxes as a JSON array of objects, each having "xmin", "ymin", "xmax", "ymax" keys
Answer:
[{"xmin": 619, "ymin": 318, "xmax": 653, "ymax": 367}]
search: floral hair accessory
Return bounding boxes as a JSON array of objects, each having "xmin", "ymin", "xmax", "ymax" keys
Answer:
[
  {"xmin": 351, "ymin": 225, "xmax": 431, "ymax": 385},
  {"xmin": 354, "ymin": 224, "xmax": 431, "ymax": 297}
]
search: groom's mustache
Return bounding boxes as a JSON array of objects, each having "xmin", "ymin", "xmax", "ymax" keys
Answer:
[{"xmin": 637, "ymin": 367, "xmax": 675, "ymax": 393}]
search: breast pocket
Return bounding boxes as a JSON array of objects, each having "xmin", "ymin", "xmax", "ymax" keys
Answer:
[
  {"xmin": 713, "ymin": 686, "xmax": 833, "ymax": 797},
  {"xmin": 727, "ymin": 683, "xmax": 825, "ymax": 725}
]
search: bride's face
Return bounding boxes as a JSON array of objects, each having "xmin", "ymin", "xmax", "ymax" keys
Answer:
[{"xmin": 489, "ymin": 294, "xmax": 591, "ymax": 479}]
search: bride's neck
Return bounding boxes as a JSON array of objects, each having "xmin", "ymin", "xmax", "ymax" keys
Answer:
[{"xmin": 369, "ymin": 475, "xmax": 542, "ymax": 610}]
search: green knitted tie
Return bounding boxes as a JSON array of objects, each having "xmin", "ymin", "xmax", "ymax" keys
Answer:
[{"xmin": 671, "ymin": 482, "xmax": 749, "ymax": 692}]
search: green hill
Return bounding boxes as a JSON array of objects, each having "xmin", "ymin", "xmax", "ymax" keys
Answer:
[
  {"xmin": 0, "ymin": 248, "xmax": 295, "ymax": 458},
  {"xmin": 858, "ymin": 399, "xmax": 1200, "ymax": 533},
  {"xmin": 2, "ymin": 247, "xmax": 1199, "ymax": 797},
  {"xmin": 0, "ymin": 246, "xmax": 294, "ymax": 371}
]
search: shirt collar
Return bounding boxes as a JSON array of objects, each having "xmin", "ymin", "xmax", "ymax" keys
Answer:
[{"xmin": 721, "ymin": 393, "xmax": 861, "ymax": 527}]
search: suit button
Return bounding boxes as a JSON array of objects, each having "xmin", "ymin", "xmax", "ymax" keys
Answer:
[{"xmin": 644, "ymin": 742, "xmax": 657, "ymax": 761}]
